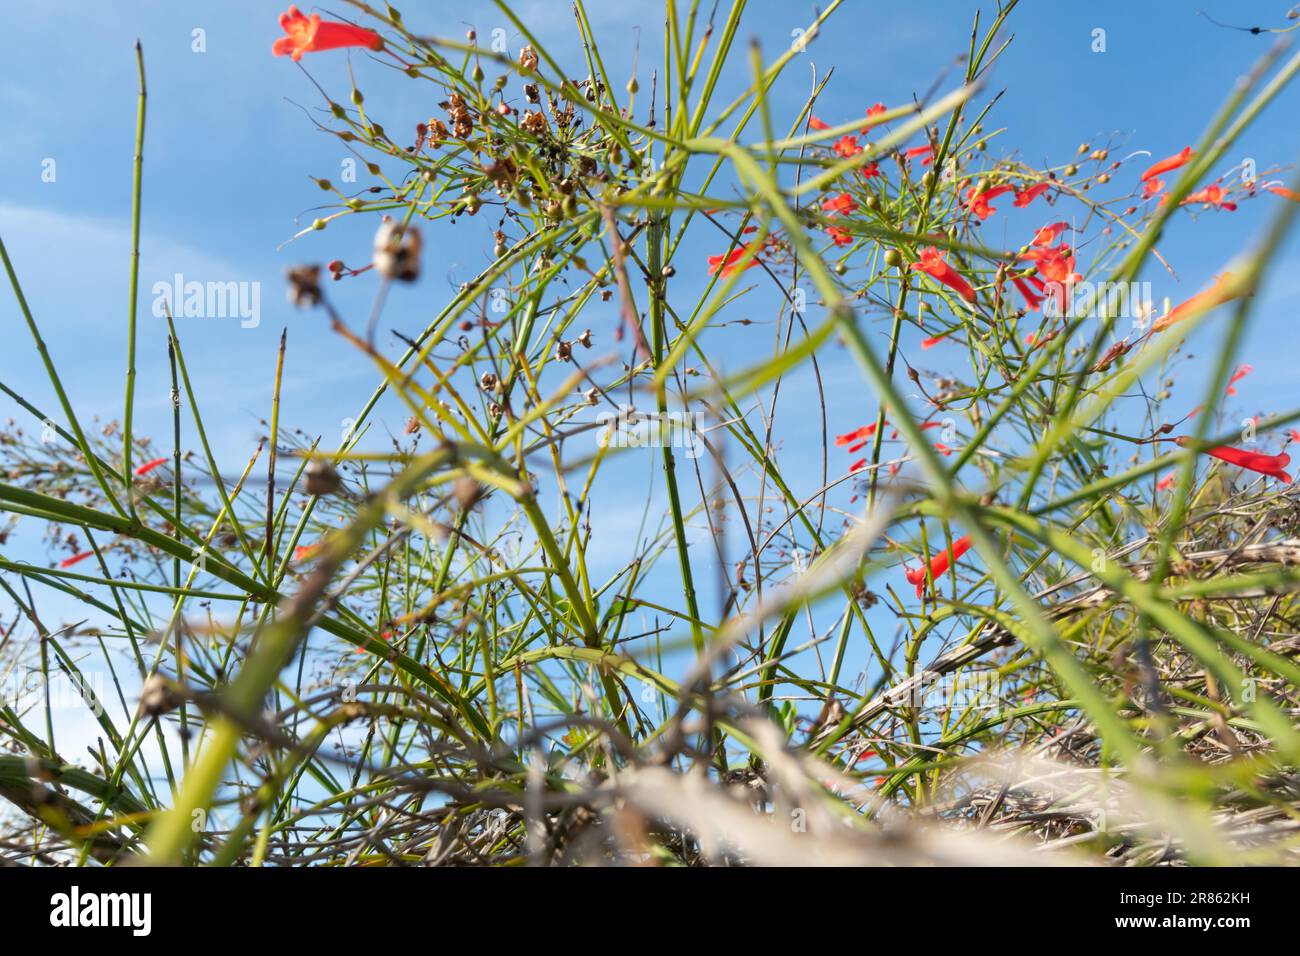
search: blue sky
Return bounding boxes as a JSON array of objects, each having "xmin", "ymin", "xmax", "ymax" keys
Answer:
[{"xmin": 4, "ymin": 1, "xmax": 1300, "ymax": 712}]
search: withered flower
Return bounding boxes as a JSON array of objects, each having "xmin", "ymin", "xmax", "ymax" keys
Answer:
[
  {"xmin": 304, "ymin": 459, "xmax": 342, "ymax": 496},
  {"xmin": 520, "ymin": 111, "xmax": 549, "ymax": 137},
  {"xmin": 285, "ymin": 264, "xmax": 322, "ymax": 308},
  {"xmin": 138, "ymin": 674, "xmax": 180, "ymax": 718},
  {"xmin": 373, "ymin": 218, "xmax": 422, "ymax": 281}
]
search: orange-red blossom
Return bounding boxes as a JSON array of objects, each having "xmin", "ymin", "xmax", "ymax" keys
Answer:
[
  {"xmin": 1175, "ymin": 437, "xmax": 1291, "ymax": 483},
  {"xmin": 905, "ymin": 534, "xmax": 973, "ymax": 598},
  {"xmin": 909, "ymin": 246, "xmax": 976, "ymax": 303},
  {"xmin": 1151, "ymin": 273, "xmax": 1239, "ymax": 333},
  {"xmin": 1141, "ymin": 146, "xmax": 1194, "ymax": 182},
  {"xmin": 273, "ymin": 6, "xmax": 382, "ymax": 60}
]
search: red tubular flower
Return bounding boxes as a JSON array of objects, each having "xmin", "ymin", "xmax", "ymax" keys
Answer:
[
  {"xmin": 835, "ymin": 424, "xmax": 880, "ymax": 447},
  {"xmin": 294, "ymin": 543, "xmax": 320, "ymax": 562},
  {"xmin": 273, "ymin": 6, "xmax": 382, "ymax": 61},
  {"xmin": 909, "ymin": 246, "xmax": 976, "ymax": 303},
  {"xmin": 860, "ymin": 162, "xmax": 881, "ymax": 180},
  {"xmin": 1012, "ymin": 273, "xmax": 1046, "ymax": 311},
  {"xmin": 1019, "ymin": 243, "xmax": 1079, "ymax": 312},
  {"xmin": 1181, "ymin": 182, "xmax": 1237, "ymax": 211},
  {"xmin": 1030, "ymin": 221, "xmax": 1068, "ymax": 247},
  {"xmin": 133, "ymin": 456, "xmax": 169, "ymax": 476},
  {"xmin": 833, "ymin": 135, "xmax": 862, "ymax": 158},
  {"xmin": 1021, "ymin": 243, "xmax": 1077, "ymax": 284},
  {"xmin": 1013, "ymin": 182, "xmax": 1053, "ymax": 208},
  {"xmin": 1141, "ymin": 146, "xmax": 1194, "ymax": 182},
  {"xmin": 822, "ymin": 193, "xmax": 857, "ymax": 216},
  {"xmin": 903, "ymin": 145, "xmax": 933, "ymax": 165},
  {"xmin": 862, "ymin": 103, "xmax": 887, "ymax": 132},
  {"xmin": 59, "ymin": 551, "xmax": 94, "ymax": 569},
  {"xmin": 964, "ymin": 184, "xmax": 1014, "ymax": 221},
  {"xmin": 826, "ymin": 225, "xmax": 854, "ymax": 247},
  {"xmin": 904, "ymin": 534, "xmax": 973, "ymax": 598},
  {"xmin": 1156, "ymin": 474, "xmax": 1176, "ymax": 492},
  {"xmin": 1152, "ymin": 272, "xmax": 1238, "ymax": 332},
  {"xmin": 848, "ymin": 458, "xmax": 868, "ymax": 473},
  {"xmin": 707, "ymin": 244, "xmax": 762, "ymax": 278},
  {"xmin": 1270, "ymin": 185, "xmax": 1300, "ymax": 202},
  {"xmin": 809, "ymin": 116, "xmax": 830, "ymax": 131},
  {"xmin": 920, "ymin": 334, "xmax": 948, "ymax": 349},
  {"xmin": 1225, "ymin": 364, "xmax": 1253, "ymax": 396},
  {"xmin": 1142, "ymin": 177, "xmax": 1165, "ymax": 199},
  {"xmin": 1176, "ymin": 437, "xmax": 1292, "ymax": 483}
]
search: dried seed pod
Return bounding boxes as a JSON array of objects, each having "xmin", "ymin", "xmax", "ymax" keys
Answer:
[
  {"xmin": 520, "ymin": 111, "xmax": 548, "ymax": 137},
  {"xmin": 479, "ymin": 372, "xmax": 499, "ymax": 392},
  {"xmin": 518, "ymin": 45, "xmax": 538, "ymax": 71},
  {"xmin": 425, "ymin": 118, "xmax": 449, "ymax": 147},
  {"xmin": 454, "ymin": 475, "xmax": 483, "ymax": 511},
  {"xmin": 304, "ymin": 459, "xmax": 341, "ymax": 496},
  {"xmin": 372, "ymin": 219, "xmax": 422, "ymax": 282},
  {"xmin": 138, "ymin": 674, "xmax": 180, "ymax": 718},
  {"xmin": 285, "ymin": 265, "xmax": 322, "ymax": 308}
]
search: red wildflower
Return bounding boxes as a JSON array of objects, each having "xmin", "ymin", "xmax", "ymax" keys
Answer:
[
  {"xmin": 809, "ymin": 116, "xmax": 831, "ymax": 131},
  {"xmin": 1013, "ymin": 182, "xmax": 1052, "ymax": 207},
  {"xmin": 1225, "ymin": 364, "xmax": 1253, "ymax": 396},
  {"xmin": 1012, "ymin": 274, "xmax": 1046, "ymax": 311},
  {"xmin": 1141, "ymin": 147, "xmax": 1194, "ymax": 182},
  {"xmin": 1020, "ymin": 244, "xmax": 1079, "ymax": 312},
  {"xmin": 1023, "ymin": 243, "xmax": 1078, "ymax": 284},
  {"xmin": 848, "ymin": 459, "xmax": 868, "ymax": 473},
  {"xmin": 964, "ymin": 184, "xmax": 1014, "ymax": 221},
  {"xmin": 294, "ymin": 543, "xmax": 320, "ymax": 562},
  {"xmin": 1156, "ymin": 474, "xmax": 1176, "ymax": 492},
  {"xmin": 909, "ymin": 246, "xmax": 976, "ymax": 303},
  {"xmin": 1181, "ymin": 182, "xmax": 1237, "ymax": 211},
  {"xmin": 837, "ymin": 424, "xmax": 878, "ymax": 447},
  {"xmin": 866, "ymin": 103, "xmax": 887, "ymax": 117},
  {"xmin": 1269, "ymin": 185, "xmax": 1300, "ymax": 202},
  {"xmin": 860, "ymin": 162, "xmax": 882, "ymax": 180},
  {"xmin": 273, "ymin": 6, "xmax": 382, "ymax": 61},
  {"xmin": 826, "ymin": 225, "xmax": 854, "ymax": 247},
  {"xmin": 707, "ymin": 244, "xmax": 762, "ymax": 279},
  {"xmin": 59, "ymin": 551, "xmax": 94, "ymax": 569},
  {"xmin": 1030, "ymin": 222, "xmax": 1068, "ymax": 246},
  {"xmin": 1151, "ymin": 273, "xmax": 1238, "ymax": 333},
  {"xmin": 133, "ymin": 456, "xmax": 169, "ymax": 476},
  {"xmin": 904, "ymin": 534, "xmax": 973, "ymax": 598},
  {"xmin": 1142, "ymin": 177, "xmax": 1165, "ymax": 199},
  {"xmin": 920, "ymin": 334, "xmax": 948, "ymax": 349},
  {"xmin": 822, "ymin": 193, "xmax": 857, "ymax": 216},
  {"xmin": 1176, "ymin": 437, "xmax": 1292, "ymax": 483},
  {"xmin": 833, "ymin": 135, "xmax": 862, "ymax": 158},
  {"xmin": 903, "ymin": 145, "xmax": 934, "ymax": 165},
  {"xmin": 934, "ymin": 442, "xmax": 953, "ymax": 457}
]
